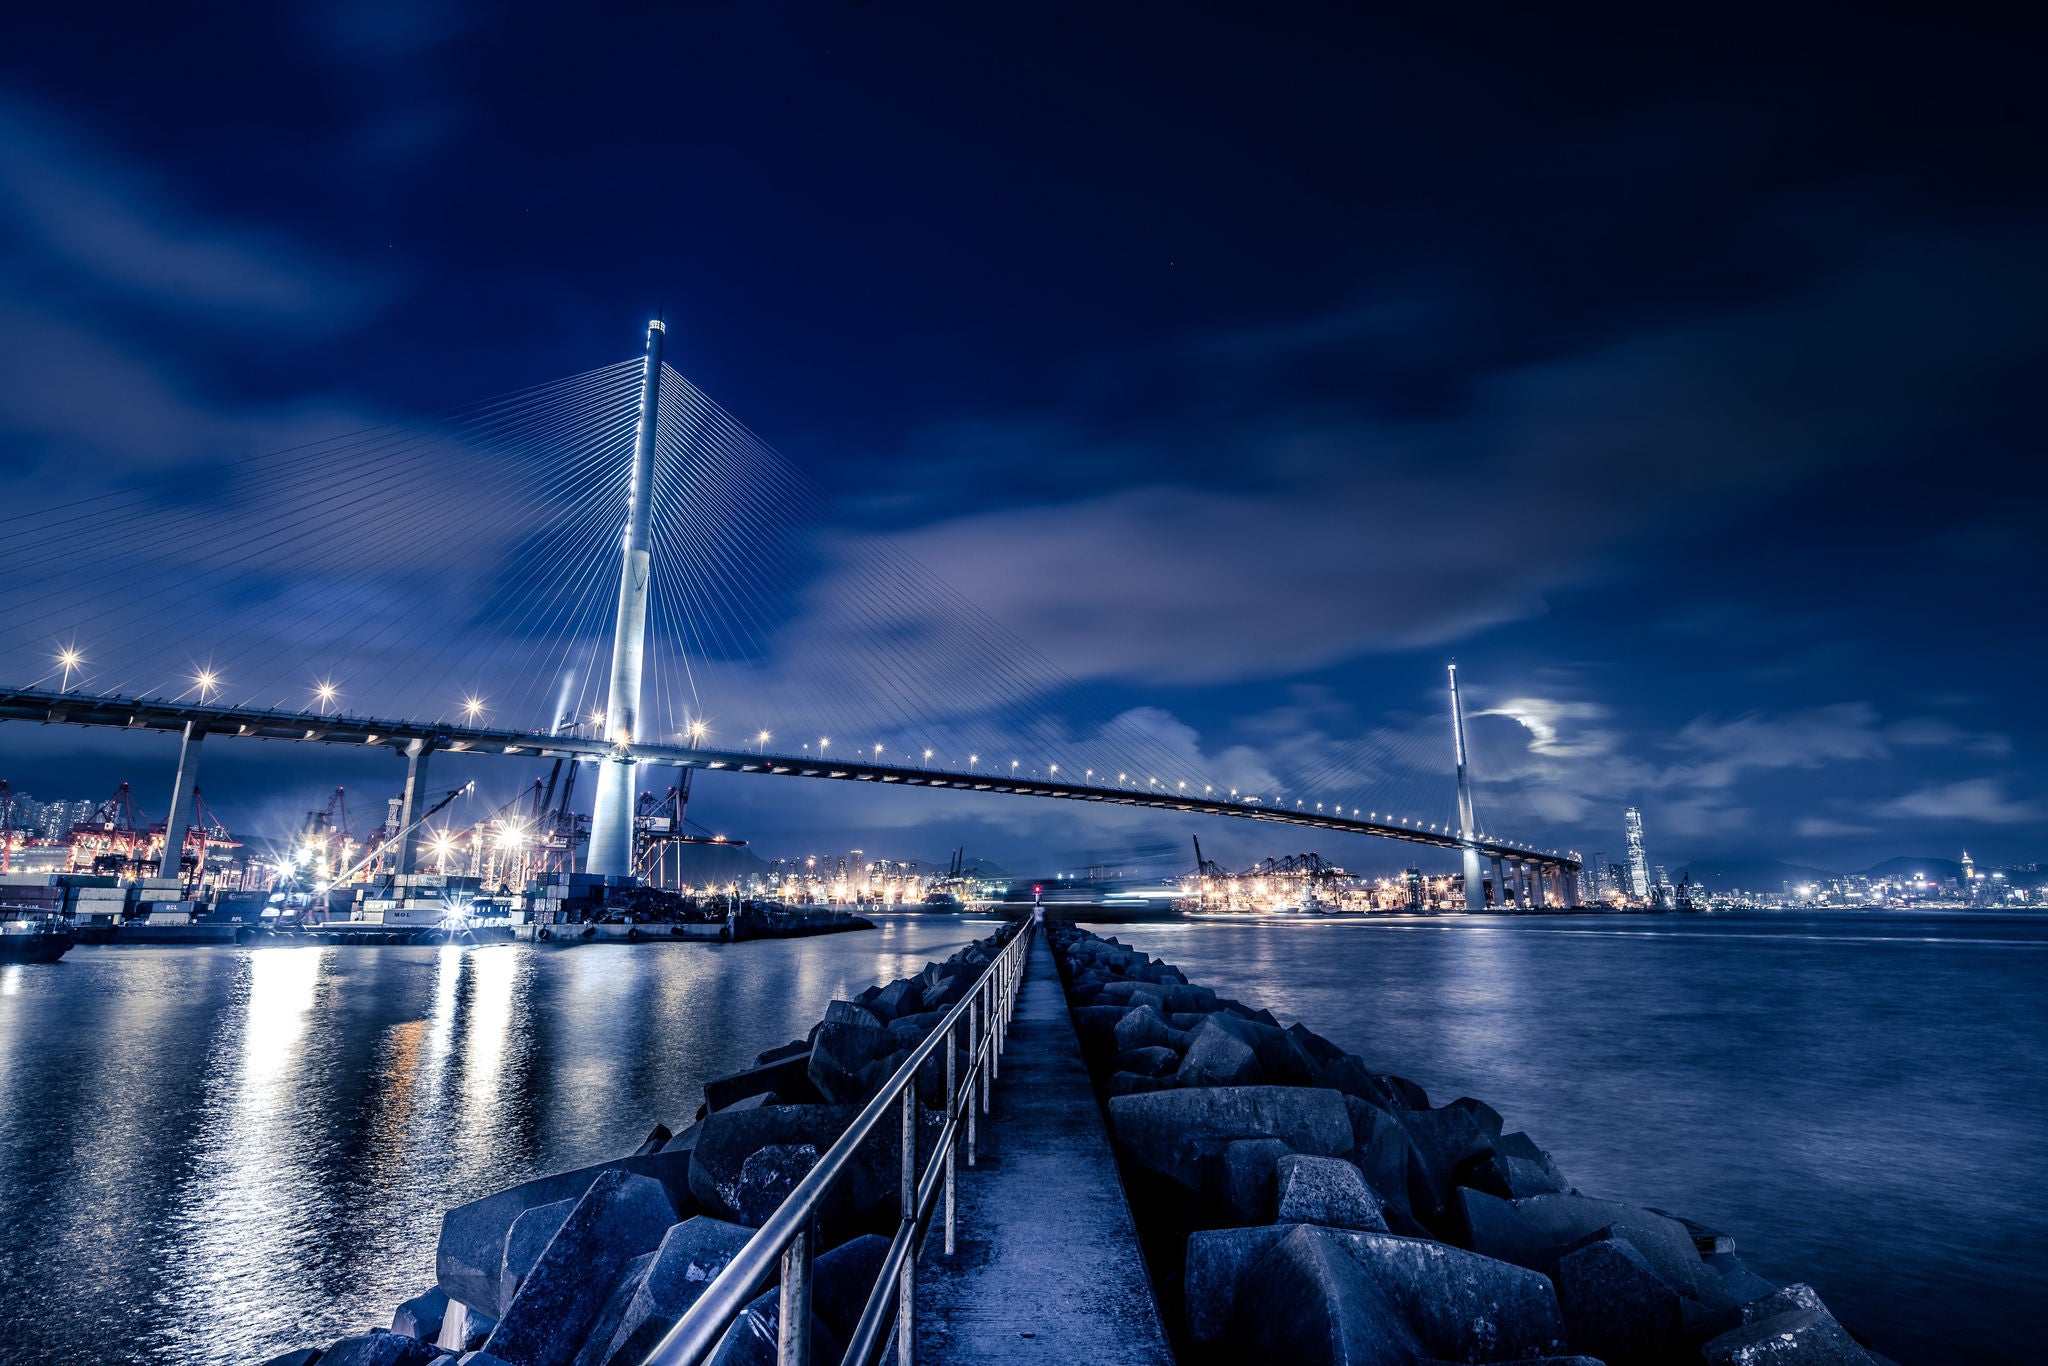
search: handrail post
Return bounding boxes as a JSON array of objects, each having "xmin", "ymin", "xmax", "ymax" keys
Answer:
[
  {"xmin": 776, "ymin": 1224, "xmax": 810, "ymax": 1366},
  {"xmin": 980, "ymin": 977, "xmax": 993, "ymax": 1115},
  {"xmin": 943, "ymin": 1021, "xmax": 957, "ymax": 1255},
  {"xmin": 899, "ymin": 1087, "xmax": 916, "ymax": 1366},
  {"xmin": 966, "ymin": 995, "xmax": 979, "ymax": 1166}
]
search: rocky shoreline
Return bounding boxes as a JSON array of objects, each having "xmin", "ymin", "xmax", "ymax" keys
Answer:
[
  {"xmin": 257, "ymin": 919, "xmax": 1022, "ymax": 1366},
  {"xmin": 1048, "ymin": 922, "xmax": 1900, "ymax": 1366}
]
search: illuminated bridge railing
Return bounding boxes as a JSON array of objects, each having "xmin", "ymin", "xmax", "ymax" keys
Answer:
[
  {"xmin": 0, "ymin": 686, "xmax": 1578, "ymax": 869},
  {"xmin": 641, "ymin": 914, "xmax": 1034, "ymax": 1366}
]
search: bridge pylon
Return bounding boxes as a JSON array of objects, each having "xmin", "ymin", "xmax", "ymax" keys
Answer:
[
  {"xmin": 588, "ymin": 318, "xmax": 666, "ymax": 878},
  {"xmin": 1449, "ymin": 660, "xmax": 1485, "ymax": 910}
]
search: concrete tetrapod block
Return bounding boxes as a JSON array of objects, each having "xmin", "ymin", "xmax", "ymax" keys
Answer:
[
  {"xmin": 1398, "ymin": 1105, "xmax": 1497, "ymax": 1210},
  {"xmin": 1174, "ymin": 1017, "xmax": 1265, "ymax": 1087},
  {"xmin": 1276, "ymin": 1153, "xmax": 1389, "ymax": 1231},
  {"xmin": 703, "ymin": 1293, "xmax": 841, "ymax": 1366},
  {"xmin": 391, "ymin": 1285, "xmax": 449, "ymax": 1340},
  {"xmin": 807, "ymin": 1233, "xmax": 891, "ymax": 1344},
  {"xmin": 870, "ymin": 977, "xmax": 923, "ymax": 1020},
  {"xmin": 703, "ymin": 1052, "xmax": 814, "ymax": 1112},
  {"xmin": 1703, "ymin": 1307, "xmax": 1877, "ymax": 1364},
  {"xmin": 807, "ymin": 1021, "xmax": 888, "ymax": 1104},
  {"xmin": 1111, "ymin": 1084, "xmax": 1353, "ymax": 1189},
  {"xmin": 685, "ymin": 1105, "xmax": 854, "ymax": 1220},
  {"xmin": 1459, "ymin": 1189, "xmax": 1713, "ymax": 1300},
  {"xmin": 438, "ymin": 1302, "xmax": 498, "ymax": 1353},
  {"xmin": 499, "ymin": 1199, "xmax": 575, "ymax": 1318},
  {"xmin": 437, "ymin": 1150, "xmax": 695, "ymax": 1318},
  {"xmin": 1229, "ymin": 1224, "xmax": 1424, "ymax": 1365},
  {"xmin": 1185, "ymin": 1224, "xmax": 1566, "ymax": 1360},
  {"xmin": 724, "ymin": 1142, "xmax": 819, "ymax": 1227},
  {"xmin": 1216, "ymin": 1136, "xmax": 1294, "ymax": 1223},
  {"xmin": 1317, "ymin": 1055, "xmax": 1419, "ymax": 1114},
  {"xmin": 1334, "ymin": 1229, "xmax": 1566, "ymax": 1362},
  {"xmin": 1555, "ymin": 1231, "xmax": 1686, "ymax": 1366},
  {"xmin": 600, "ymin": 1216, "xmax": 755, "ymax": 1366},
  {"xmin": 318, "ymin": 1331, "xmax": 442, "ymax": 1366},
  {"xmin": 1115, "ymin": 1044, "xmax": 1182, "ymax": 1078},
  {"xmin": 483, "ymin": 1169, "xmax": 680, "ymax": 1366},
  {"xmin": 1208, "ymin": 1013, "xmax": 1321, "ymax": 1086},
  {"xmin": 571, "ymin": 1251, "xmax": 656, "ymax": 1366},
  {"xmin": 1114, "ymin": 1003, "xmax": 1175, "ymax": 1052},
  {"xmin": 1740, "ymin": 1283, "xmax": 1828, "ymax": 1324},
  {"xmin": 1460, "ymin": 1151, "xmax": 1570, "ymax": 1200}
]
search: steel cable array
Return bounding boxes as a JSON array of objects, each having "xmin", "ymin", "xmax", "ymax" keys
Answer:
[{"xmin": 0, "ymin": 351, "xmax": 1532, "ymax": 848}]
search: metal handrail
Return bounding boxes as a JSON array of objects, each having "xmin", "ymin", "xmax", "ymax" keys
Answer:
[{"xmin": 642, "ymin": 913, "xmax": 1034, "ymax": 1366}]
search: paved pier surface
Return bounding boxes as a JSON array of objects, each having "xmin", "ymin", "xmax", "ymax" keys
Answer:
[{"xmin": 916, "ymin": 928, "xmax": 1174, "ymax": 1365}]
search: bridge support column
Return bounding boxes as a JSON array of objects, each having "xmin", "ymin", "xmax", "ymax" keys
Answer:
[
  {"xmin": 1562, "ymin": 867, "xmax": 1580, "ymax": 907},
  {"xmin": 1447, "ymin": 662, "xmax": 1485, "ymax": 910},
  {"xmin": 588, "ymin": 318, "xmax": 666, "ymax": 880},
  {"xmin": 1491, "ymin": 856, "xmax": 1505, "ymax": 909},
  {"xmin": 1531, "ymin": 864, "xmax": 1548, "ymax": 908},
  {"xmin": 396, "ymin": 739, "xmax": 434, "ymax": 874},
  {"xmin": 157, "ymin": 721, "xmax": 204, "ymax": 882}
]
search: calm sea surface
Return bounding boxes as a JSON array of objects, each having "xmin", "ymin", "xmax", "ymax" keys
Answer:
[
  {"xmin": 0, "ymin": 910, "xmax": 2040, "ymax": 1365},
  {"xmin": 0, "ymin": 918, "xmax": 989, "ymax": 1365}
]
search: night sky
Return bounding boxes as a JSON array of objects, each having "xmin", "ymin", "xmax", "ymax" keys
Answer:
[{"xmin": 1, "ymin": 4, "xmax": 2043, "ymax": 876}]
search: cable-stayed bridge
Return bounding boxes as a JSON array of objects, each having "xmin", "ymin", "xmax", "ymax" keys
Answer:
[{"xmin": 0, "ymin": 321, "xmax": 1579, "ymax": 905}]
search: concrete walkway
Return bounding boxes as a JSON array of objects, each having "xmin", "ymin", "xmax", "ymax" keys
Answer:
[{"xmin": 915, "ymin": 925, "xmax": 1173, "ymax": 1365}]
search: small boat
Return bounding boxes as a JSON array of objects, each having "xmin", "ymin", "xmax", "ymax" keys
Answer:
[{"xmin": 0, "ymin": 912, "xmax": 75, "ymax": 963}]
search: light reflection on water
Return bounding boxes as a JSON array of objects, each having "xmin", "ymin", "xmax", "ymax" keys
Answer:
[
  {"xmin": 1108, "ymin": 909, "xmax": 2048, "ymax": 1366},
  {"xmin": 0, "ymin": 918, "xmax": 982, "ymax": 1365}
]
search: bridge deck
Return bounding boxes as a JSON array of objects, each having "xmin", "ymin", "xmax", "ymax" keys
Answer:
[{"xmin": 915, "ymin": 930, "xmax": 1173, "ymax": 1365}]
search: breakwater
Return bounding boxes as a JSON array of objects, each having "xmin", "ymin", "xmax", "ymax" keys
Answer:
[
  {"xmin": 1047, "ymin": 922, "xmax": 1901, "ymax": 1366},
  {"xmin": 257, "ymin": 919, "xmax": 1022, "ymax": 1366}
]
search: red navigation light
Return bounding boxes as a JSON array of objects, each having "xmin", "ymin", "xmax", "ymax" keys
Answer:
[{"xmin": 1033, "ymin": 884, "xmax": 1043, "ymax": 895}]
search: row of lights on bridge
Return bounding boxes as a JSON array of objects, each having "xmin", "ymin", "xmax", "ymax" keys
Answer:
[{"xmin": 43, "ymin": 648, "xmax": 1563, "ymax": 858}]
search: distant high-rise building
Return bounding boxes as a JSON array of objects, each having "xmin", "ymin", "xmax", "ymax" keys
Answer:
[
  {"xmin": 1624, "ymin": 807, "xmax": 1652, "ymax": 900},
  {"xmin": 1960, "ymin": 850, "xmax": 1975, "ymax": 881}
]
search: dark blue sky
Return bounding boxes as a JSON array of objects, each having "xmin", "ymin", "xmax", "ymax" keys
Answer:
[{"xmin": 1, "ymin": 4, "xmax": 2043, "ymax": 874}]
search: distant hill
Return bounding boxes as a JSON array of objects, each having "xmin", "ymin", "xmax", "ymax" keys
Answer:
[
  {"xmin": 958, "ymin": 855, "xmax": 1014, "ymax": 881},
  {"xmin": 1674, "ymin": 858, "xmax": 1840, "ymax": 891},
  {"xmin": 1859, "ymin": 856, "xmax": 1963, "ymax": 883}
]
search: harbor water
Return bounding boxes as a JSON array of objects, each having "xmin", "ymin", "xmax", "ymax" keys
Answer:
[{"xmin": 0, "ymin": 909, "xmax": 2039, "ymax": 1364}]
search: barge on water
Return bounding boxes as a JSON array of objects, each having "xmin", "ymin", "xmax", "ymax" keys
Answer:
[{"xmin": 0, "ymin": 912, "xmax": 74, "ymax": 962}]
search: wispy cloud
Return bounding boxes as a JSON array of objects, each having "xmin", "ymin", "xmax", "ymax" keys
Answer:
[
  {"xmin": 0, "ymin": 94, "xmax": 373, "ymax": 325},
  {"xmin": 1878, "ymin": 778, "xmax": 2041, "ymax": 826}
]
